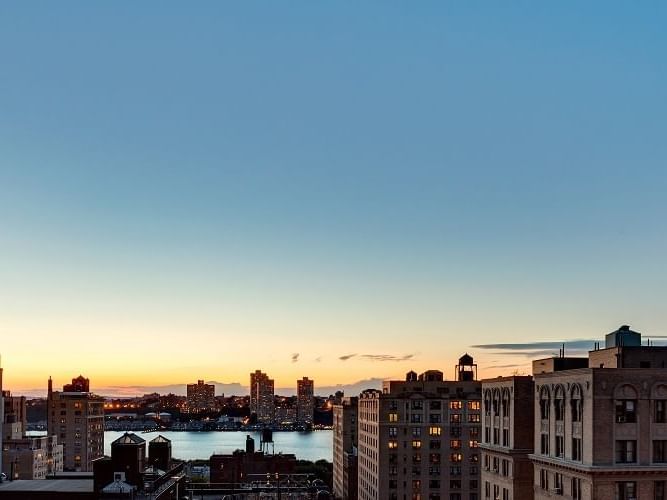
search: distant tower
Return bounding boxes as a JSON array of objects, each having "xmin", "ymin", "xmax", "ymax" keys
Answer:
[
  {"xmin": 456, "ymin": 353, "xmax": 477, "ymax": 381},
  {"xmin": 296, "ymin": 377, "xmax": 314, "ymax": 426}
]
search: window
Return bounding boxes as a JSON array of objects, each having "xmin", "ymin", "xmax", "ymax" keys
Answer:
[
  {"xmin": 450, "ymin": 426, "xmax": 462, "ymax": 437},
  {"xmin": 540, "ymin": 433, "xmax": 549, "ymax": 455},
  {"xmin": 468, "ymin": 401, "xmax": 480, "ymax": 411},
  {"xmin": 430, "ymin": 440, "xmax": 441, "ymax": 449},
  {"xmin": 655, "ymin": 481, "xmax": 665, "ymax": 500},
  {"xmin": 450, "ymin": 401, "xmax": 463, "ymax": 410},
  {"xmin": 450, "ymin": 414, "xmax": 461, "ymax": 424},
  {"xmin": 616, "ymin": 481, "xmax": 636, "ymax": 500},
  {"xmin": 389, "ymin": 427, "xmax": 398, "ymax": 437},
  {"xmin": 389, "ymin": 440, "xmax": 398, "ymax": 449},
  {"xmin": 616, "ymin": 400, "xmax": 637, "ymax": 423},
  {"xmin": 485, "ymin": 481, "xmax": 490, "ymax": 499},
  {"xmin": 540, "ymin": 391, "xmax": 550, "ymax": 420},
  {"xmin": 413, "ymin": 454, "xmax": 422, "ymax": 464},
  {"xmin": 615, "ymin": 440, "xmax": 637, "ymax": 463},
  {"xmin": 470, "ymin": 440, "xmax": 479, "ymax": 448},
  {"xmin": 501, "ymin": 459, "xmax": 509, "ymax": 477},
  {"xmin": 429, "ymin": 426, "xmax": 441, "ymax": 436},
  {"xmin": 450, "ymin": 453, "xmax": 462, "ymax": 462},
  {"xmin": 429, "ymin": 453, "xmax": 440, "ymax": 463},
  {"xmin": 412, "ymin": 400, "xmax": 424, "ymax": 410},
  {"xmin": 572, "ymin": 437, "xmax": 582, "ymax": 461},
  {"xmin": 430, "ymin": 401, "xmax": 441, "ymax": 410},
  {"xmin": 412, "ymin": 440, "xmax": 422, "ymax": 449},
  {"xmin": 554, "ymin": 389, "xmax": 565, "ymax": 421},
  {"xmin": 413, "ymin": 427, "xmax": 422, "ymax": 437},
  {"xmin": 654, "ymin": 441, "xmax": 667, "ymax": 463},
  {"xmin": 656, "ymin": 401, "xmax": 667, "ymax": 423},
  {"xmin": 429, "ymin": 479, "xmax": 440, "ymax": 489},
  {"xmin": 449, "ymin": 465, "xmax": 461, "ymax": 476},
  {"xmin": 389, "ymin": 412, "xmax": 398, "ymax": 422},
  {"xmin": 554, "ymin": 473, "xmax": 563, "ymax": 494},
  {"xmin": 539, "ymin": 469, "xmax": 549, "ymax": 490},
  {"xmin": 450, "ymin": 439, "xmax": 461, "ymax": 449},
  {"xmin": 412, "ymin": 479, "xmax": 422, "ymax": 489},
  {"xmin": 469, "ymin": 414, "xmax": 481, "ymax": 423},
  {"xmin": 555, "ymin": 435, "xmax": 564, "ymax": 458},
  {"xmin": 572, "ymin": 478, "xmax": 582, "ymax": 500},
  {"xmin": 571, "ymin": 395, "xmax": 582, "ymax": 422},
  {"xmin": 412, "ymin": 414, "xmax": 423, "ymax": 423},
  {"xmin": 450, "ymin": 480, "xmax": 461, "ymax": 489}
]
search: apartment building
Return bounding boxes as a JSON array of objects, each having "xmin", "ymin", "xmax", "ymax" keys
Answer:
[
  {"xmin": 297, "ymin": 377, "xmax": 315, "ymax": 426},
  {"xmin": 333, "ymin": 396, "xmax": 358, "ymax": 500},
  {"xmin": 531, "ymin": 325, "xmax": 667, "ymax": 500},
  {"xmin": 250, "ymin": 370, "xmax": 275, "ymax": 425},
  {"xmin": 480, "ymin": 376, "xmax": 534, "ymax": 500},
  {"xmin": 357, "ymin": 355, "xmax": 482, "ymax": 500},
  {"xmin": 186, "ymin": 380, "xmax": 215, "ymax": 412},
  {"xmin": 47, "ymin": 375, "xmax": 104, "ymax": 471},
  {"xmin": 2, "ymin": 435, "xmax": 64, "ymax": 479}
]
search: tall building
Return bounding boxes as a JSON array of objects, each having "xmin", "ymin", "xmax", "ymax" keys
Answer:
[
  {"xmin": 186, "ymin": 380, "xmax": 215, "ymax": 412},
  {"xmin": 357, "ymin": 355, "xmax": 482, "ymax": 500},
  {"xmin": 480, "ymin": 376, "xmax": 534, "ymax": 500},
  {"xmin": 297, "ymin": 377, "xmax": 315, "ymax": 426},
  {"xmin": 250, "ymin": 370, "xmax": 275, "ymax": 425},
  {"xmin": 47, "ymin": 375, "xmax": 104, "ymax": 471},
  {"xmin": 530, "ymin": 325, "xmax": 667, "ymax": 500},
  {"xmin": 2, "ymin": 387, "xmax": 64, "ymax": 479},
  {"xmin": 333, "ymin": 396, "xmax": 358, "ymax": 500}
]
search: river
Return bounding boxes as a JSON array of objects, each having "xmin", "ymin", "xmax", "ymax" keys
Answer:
[{"xmin": 103, "ymin": 430, "xmax": 333, "ymax": 462}]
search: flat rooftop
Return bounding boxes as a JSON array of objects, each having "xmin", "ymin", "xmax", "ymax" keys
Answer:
[{"xmin": 0, "ymin": 479, "xmax": 93, "ymax": 493}]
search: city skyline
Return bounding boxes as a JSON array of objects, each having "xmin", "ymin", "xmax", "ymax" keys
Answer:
[{"xmin": 1, "ymin": 2, "xmax": 666, "ymax": 392}]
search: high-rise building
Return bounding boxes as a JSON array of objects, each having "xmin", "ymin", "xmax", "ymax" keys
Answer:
[
  {"xmin": 357, "ymin": 355, "xmax": 482, "ymax": 500},
  {"xmin": 333, "ymin": 396, "xmax": 358, "ymax": 500},
  {"xmin": 186, "ymin": 380, "xmax": 215, "ymax": 412},
  {"xmin": 530, "ymin": 325, "xmax": 667, "ymax": 500},
  {"xmin": 297, "ymin": 377, "xmax": 314, "ymax": 426},
  {"xmin": 250, "ymin": 370, "xmax": 275, "ymax": 425},
  {"xmin": 480, "ymin": 376, "xmax": 534, "ymax": 500},
  {"xmin": 47, "ymin": 375, "xmax": 104, "ymax": 471}
]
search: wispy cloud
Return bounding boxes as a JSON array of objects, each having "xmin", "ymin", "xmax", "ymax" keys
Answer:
[
  {"xmin": 291, "ymin": 353, "xmax": 299, "ymax": 363},
  {"xmin": 471, "ymin": 340, "xmax": 597, "ymax": 351},
  {"xmin": 315, "ymin": 356, "xmax": 322, "ymax": 363},
  {"xmin": 339, "ymin": 354, "xmax": 357, "ymax": 361},
  {"xmin": 361, "ymin": 354, "xmax": 415, "ymax": 362}
]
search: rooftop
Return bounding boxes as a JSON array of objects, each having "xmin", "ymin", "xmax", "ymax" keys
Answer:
[{"xmin": 0, "ymin": 479, "xmax": 94, "ymax": 493}]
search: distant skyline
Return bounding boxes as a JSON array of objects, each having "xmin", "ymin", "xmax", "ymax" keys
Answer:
[{"xmin": 1, "ymin": 2, "xmax": 665, "ymax": 392}]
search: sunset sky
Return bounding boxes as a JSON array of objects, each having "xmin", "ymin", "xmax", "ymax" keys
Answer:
[{"xmin": 1, "ymin": 2, "xmax": 666, "ymax": 396}]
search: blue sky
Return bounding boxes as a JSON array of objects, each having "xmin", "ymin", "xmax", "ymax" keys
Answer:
[{"xmin": 0, "ymin": 2, "xmax": 665, "ymax": 393}]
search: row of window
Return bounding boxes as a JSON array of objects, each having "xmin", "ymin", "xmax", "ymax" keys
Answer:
[
  {"xmin": 389, "ymin": 413, "xmax": 481, "ymax": 423},
  {"xmin": 392, "ymin": 401, "xmax": 481, "ymax": 411}
]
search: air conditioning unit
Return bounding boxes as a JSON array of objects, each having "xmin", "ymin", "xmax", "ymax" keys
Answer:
[{"xmin": 553, "ymin": 487, "xmax": 563, "ymax": 494}]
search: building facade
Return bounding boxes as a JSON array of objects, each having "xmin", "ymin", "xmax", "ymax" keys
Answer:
[
  {"xmin": 480, "ymin": 376, "xmax": 534, "ymax": 500},
  {"xmin": 250, "ymin": 370, "xmax": 275, "ymax": 425},
  {"xmin": 2, "ymin": 435, "xmax": 64, "ymax": 479},
  {"xmin": 531, "ymin": 328, "xmax": 667, "ymax": 500},
  {"xmin": 297, "ymin": 377, "xmax": 315, "ymax": 426},
  {"xmin": 333, "ymin": 396, "xmax": 358, "ymax": 500},
  {"xmin": 357, "ymin": 355, "xmax": 482, "ymax": 500},
  {"xmin": 47, "ymin": 376, "xmax": 104, "ymax": 471},
  {"xmin": 186, "ymin": 380, "xmax": 215, "ymax": 412}
]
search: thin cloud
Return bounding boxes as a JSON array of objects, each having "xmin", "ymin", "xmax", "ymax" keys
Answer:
[
  {"xmin": 291, "ymin": 353, "xmax": 299, "ymax": 363},
  {"xmin": 361, "ymin": 354, "xmax": 415, "ymax": 362},
  {"xmin": 339, "ymin": 354, "xmax": 357, "ymax": 361},
  {"xmin": 315, "ymin": 357, "xmax": 322, "ymax": 363},
  {"xmin": 471, "ymin": 339, "xmax": 597, "ymax": 351}
]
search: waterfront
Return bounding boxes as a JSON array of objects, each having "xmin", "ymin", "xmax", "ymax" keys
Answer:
[{"xmin": 104, "ymin": 430, "xmax": 333, "ymax": 462}]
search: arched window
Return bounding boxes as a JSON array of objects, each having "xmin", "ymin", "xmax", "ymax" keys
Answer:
[
  {"xmin": 540, "ymin": 386, "xmax": 550, "ymax": 420},
  {"xmin": 554, "ymin": 385, "xmax": 565, "ymax": 422},
  {"xmin": 484, "ymin": 390, "xmax": 492, "ymax": 416},
  {"xmin": 571, "ymin": 385, "xmax": 583, "ymax": 423}
]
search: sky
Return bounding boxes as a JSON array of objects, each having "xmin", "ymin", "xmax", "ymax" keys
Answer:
[{"xmin": 1, "ymin": 2, "xmax": 666, "ymax": 397}]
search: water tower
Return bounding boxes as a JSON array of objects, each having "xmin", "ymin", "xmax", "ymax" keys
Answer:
[{"xmin": 455, "ymin": 353, "xmax": 477, "ymax": 381}]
